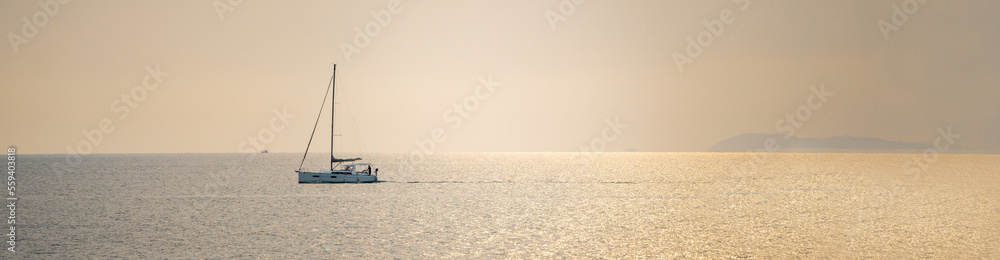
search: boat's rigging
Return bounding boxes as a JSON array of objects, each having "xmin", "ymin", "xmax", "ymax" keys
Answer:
[
  {"xmin": 341, "ymin": 79, "xmax": 368, "ymax": 154},
  {"xmin": 297, "ymin": 66, "xmax": 336, "ymax": 171}
]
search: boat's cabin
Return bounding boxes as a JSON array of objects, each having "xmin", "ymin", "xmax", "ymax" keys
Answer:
[{"xmin": 340, "ymin": 162, "xmax": 375, "ymax": 175}]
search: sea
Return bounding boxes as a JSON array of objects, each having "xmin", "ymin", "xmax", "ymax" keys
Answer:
[{"xmin": 8, "ymin": 152, "xmax": 1000, "ymax": 258}]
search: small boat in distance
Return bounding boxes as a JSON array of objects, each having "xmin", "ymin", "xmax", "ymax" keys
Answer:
[{"xmin": 295, "ymin": 64, "xmax": 377, "ymax": 183}]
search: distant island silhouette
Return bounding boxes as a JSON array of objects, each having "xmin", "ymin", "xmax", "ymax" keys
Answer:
[{"xmin": 708, "ymin": 133, "xmax": 977, "ymax": 153}]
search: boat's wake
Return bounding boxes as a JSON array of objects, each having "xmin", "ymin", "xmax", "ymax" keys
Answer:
[{"xmin": 376, "ymin": 180, "xmax": 640, "ymax": 184}]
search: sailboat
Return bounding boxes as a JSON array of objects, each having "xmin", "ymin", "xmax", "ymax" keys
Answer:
[{"xmin": 296, "ymin": 64, "xmax": 377, "ymax": 183}]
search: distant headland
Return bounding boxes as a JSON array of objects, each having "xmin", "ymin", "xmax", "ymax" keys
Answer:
[{"xmin": 707, "ymin": 133, "xmax": 984, "ymax": 153}]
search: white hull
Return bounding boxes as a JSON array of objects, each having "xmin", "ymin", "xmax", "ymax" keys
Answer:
[{"xmin": 298, "ymin": 171, "xmax": 377, "ymax": 183}]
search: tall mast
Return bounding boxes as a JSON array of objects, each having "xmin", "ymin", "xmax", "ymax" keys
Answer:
[{"xmin": 330, "ymin": 64, "xmax": 336, "ymax": 171}]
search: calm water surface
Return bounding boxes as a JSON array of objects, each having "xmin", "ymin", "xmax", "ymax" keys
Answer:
[{"xmin": 13, "ymin": 153, "xmax": 1000, "ymax": 258}]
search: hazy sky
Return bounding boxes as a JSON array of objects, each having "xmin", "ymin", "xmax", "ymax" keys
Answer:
[{"xmin": 2, "ymin": 0, "xmax": 999, "ymax": 154}]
